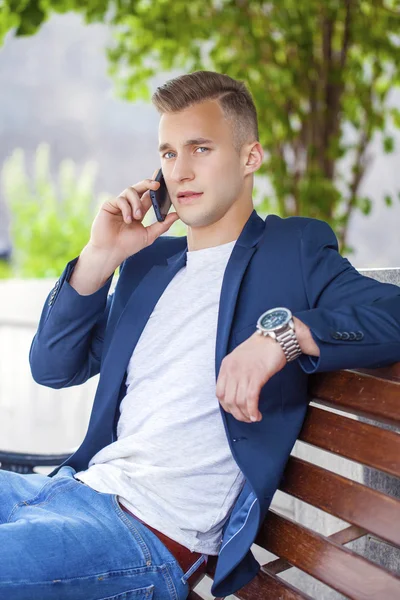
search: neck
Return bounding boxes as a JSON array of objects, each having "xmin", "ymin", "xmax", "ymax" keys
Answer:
[{"xmin": 186, "ymin": 200, "xmax": 254, "ymax": 251}]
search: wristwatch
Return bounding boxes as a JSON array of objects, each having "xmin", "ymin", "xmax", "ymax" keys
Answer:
[{"xmin": 256, "ymin": 307, "xmax": 302, "ymax": 362}]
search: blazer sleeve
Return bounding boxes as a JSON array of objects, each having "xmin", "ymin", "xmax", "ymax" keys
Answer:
[
  {"xmin": 29, "ymin": 256, "xmax": 117, "ymax": 389},
  {"xmin": 293, "ymin": 219, "xmax": 400, "ymax": 374}
]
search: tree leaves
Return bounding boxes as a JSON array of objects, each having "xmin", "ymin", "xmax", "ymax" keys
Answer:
[
  {"xmin": 1, "ymin": 143, "xmax": 104, "ymax": 278},
  {"xmin": 1, "ymin": 0, "xmax": 400, "ymax": 252},
  {"xmin": 383, "ymin": 135, "xmax": 395, "ymax": 153}
]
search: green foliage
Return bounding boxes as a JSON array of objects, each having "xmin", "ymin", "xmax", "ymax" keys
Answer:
[
  {"xmin": 383, "ymin": 135, "xmax": 395, "ymax": 153},
  {"xmin": 1, "ymin": 143, "xmax": 109, "ymax": 278},
  {"xmin": 384, "ymin": 194, "xmax": 393, "ymax": 206},
  {"xmin": 2, "ymin": 0, "xmax": 400, "ymax": 249},
  {"xmin": 0, "ymin": 142, "xmax": 186, "ymax": 278},
  {"xmin": 0, "ymin": 259, "xmax": 12, "ymax": 278}
]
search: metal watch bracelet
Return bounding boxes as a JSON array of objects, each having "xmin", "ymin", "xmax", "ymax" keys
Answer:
[{"xmin": 276, "ymin": 325, "xmax": 302, "ymax": 362}]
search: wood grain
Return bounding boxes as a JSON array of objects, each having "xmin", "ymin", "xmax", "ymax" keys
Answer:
[
  {"xmin": 299, "ymin": 405, "xmax": 400, "ymax": 476},
  {"xmin": 256, "ymin": 510, "xmax": 400, "ymax": 600},
  {"xmin": 278, "ymin": 456, "xmax": 400, "ymax": 546},
  {"xmin": 309, "ymin": 369, "xmax": 400, "ymax": 427}
]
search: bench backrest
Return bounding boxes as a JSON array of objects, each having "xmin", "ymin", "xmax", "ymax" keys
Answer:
[{"xmin": 192, "ymin": 364, "xmax": 400, "ymax": 600}]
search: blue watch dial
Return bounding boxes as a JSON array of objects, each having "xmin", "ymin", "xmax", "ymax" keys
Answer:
[{"xmin": 260, "ymin": 309, "xmax": 290, "ymax": 330}]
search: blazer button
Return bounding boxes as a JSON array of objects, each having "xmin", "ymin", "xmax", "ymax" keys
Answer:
[
  {"xmin": 348, "ymin": 332, "xmax": 356, "ymax": 341},
  {"xmin": 355, "ymin": 331, "xmax": 364, "ymax": 340},
  {"xmin": 341, "ymin": 332, "xmax": 350, "ymax": 340},
  {"xmin": 331, "ymin": 332, "xmax": 342, "ymax": 340}
]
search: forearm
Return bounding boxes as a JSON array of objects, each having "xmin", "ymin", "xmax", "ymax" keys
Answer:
[
  {"xmin": 293, "ymin": 316, "xmax": 320, "ymax": 357},
  {"xmin": 70, "ymin": 243, "xmax": 123, "ymax": 296},
  {"xmin": 30, "ymin": 253, "xmax": 116, "ymax": 387}
]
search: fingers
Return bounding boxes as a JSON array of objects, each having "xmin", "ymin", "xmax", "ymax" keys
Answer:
[
  {"xmin": 144, "ymin": 212, "xmax": 180, "ymax": 246},
  {"xmin": 116, "ymin": 179, "xmax": 160, "ymax": 223},
  {"xmin": 231, "ymin": 378, "xmax": 253, "ymax": 422},
  {"xmin": 247, "ymin": 379, "xmax": 262, "ymax": 422},
  {"xmin": 139, "ymin": 170, "xmax": 162, "ymax": 215},
  {"xmin": 218, "ymin": 375, "xmax": 252, "ymax": 423},
  {"xmin": 236, "ymin": 378, "xmax": 253, "ymax": 422},
  {"xmin": 131, "ymin": 178, "xmax": 160, "ymax": 197},
  {"xmin": 223, "ymin": 379, "xmax": 246, "ymax": 422},
  {"xmin": 115, "ymin": 195, "xmax": 135, "ymax": 224},
  {"xmin": 140, "ymin": 189, "xmax": 154, "ymax": 215},
  {"xmin": 216, "ymin": 363, "xmax": 262, "ymax": 423}
]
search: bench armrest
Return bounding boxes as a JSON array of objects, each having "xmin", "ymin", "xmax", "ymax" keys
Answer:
[{"xmin": 0, "ymin": 450, "xmax": 74, "ymax": 474}]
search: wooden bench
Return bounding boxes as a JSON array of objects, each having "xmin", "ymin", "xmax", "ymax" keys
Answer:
[{"xmin": 1, "ymin": 365, "xmax": 400, "ymax": 599}]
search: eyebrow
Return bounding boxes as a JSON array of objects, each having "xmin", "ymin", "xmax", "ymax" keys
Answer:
[{"xmin": 158, "ymin": 138, "xmax": 215, "ymax": 153}]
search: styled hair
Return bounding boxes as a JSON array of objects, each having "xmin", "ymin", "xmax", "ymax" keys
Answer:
[{"xmin": 152, "ymin": 70, "xmax": 259, "ymax": 152}]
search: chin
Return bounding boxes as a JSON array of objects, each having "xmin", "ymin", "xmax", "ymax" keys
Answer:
[
  {"xmin": 179, "ymin": 204, "xmax": 227, "ymax": 228},
  {"xmin": 179, "ymin": 212, "xmax": 217, "ymax": 229}
]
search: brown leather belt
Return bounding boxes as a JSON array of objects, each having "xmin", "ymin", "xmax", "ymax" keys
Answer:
[{"xmin": 118, "ymin": 501, "xmax": 207, "ymax": 589}]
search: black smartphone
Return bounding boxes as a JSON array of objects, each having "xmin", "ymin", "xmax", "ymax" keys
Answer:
[{"xmin": 149, "ymin": 168, "xmax": 172, "ymax": 222}]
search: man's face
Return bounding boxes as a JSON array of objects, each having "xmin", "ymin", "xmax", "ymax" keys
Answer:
[{"xmin": 158, "ymin": 99, "xmax": 250, "ymax": 228}]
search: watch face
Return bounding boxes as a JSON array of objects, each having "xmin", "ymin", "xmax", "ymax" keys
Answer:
[{"xmin": 259, "ymin": 309, "xmax": 290, "ymax": 331}]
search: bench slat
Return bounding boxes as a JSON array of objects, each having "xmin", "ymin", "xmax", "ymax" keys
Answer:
[
  {"xmin": 278, "ymin": 456, "xmax": 400, "ymax": 546},
  {"xmin": 299, "ymin": 406, "xmax": 400, "ymax": 477},
  {"xmin": 309, "ymin": 370, "xmax": 400, "ymax": 427},
  {"xmin": 256, "ymin": 510, "xmax": 400, "ymax": 600},
  {"xmin": 234, "ymin": 569, "xmax": 313, "ymax": 600},
  {"xmin": 188, "ymin": 591, "xmax": 207, "ymax": 600},
  {"xmin": 264, "ymin": 525, "xmax": 367, "ymax": 575},
  {"xmin": 188, "ymin": 592, "xmax": 203, "ymax": 600},
  {"xmin": 356, "ymin": 363, "xmax": 400, "ymax": 383}
]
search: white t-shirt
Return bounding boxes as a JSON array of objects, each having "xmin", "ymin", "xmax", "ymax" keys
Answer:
[{"xmin": 75, "ymin": 239, "xmax": 245, "ymax": 554}]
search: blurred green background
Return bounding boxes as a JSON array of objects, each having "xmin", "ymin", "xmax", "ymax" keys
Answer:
[{"xmin": 1, "ymin": 0, "xmax": 400, "ymax": 277}]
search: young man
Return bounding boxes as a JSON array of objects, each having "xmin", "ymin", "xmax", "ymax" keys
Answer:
[{"xmin": 1, "ymin": 71, "xmax": 400, "ymax": 600}]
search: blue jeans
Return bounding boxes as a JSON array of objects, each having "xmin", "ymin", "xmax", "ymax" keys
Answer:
[{"xmin": 0, "ymin": 465, "xmax": 207, "ymax": 600}]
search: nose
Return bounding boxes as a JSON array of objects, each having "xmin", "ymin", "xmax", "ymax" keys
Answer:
[{"xmin": 169, "ymin": 156, "xmax": 194, "ymax": 183}]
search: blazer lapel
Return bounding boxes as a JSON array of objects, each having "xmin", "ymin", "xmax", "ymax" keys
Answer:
[
  {"xmin": 215, "ymin": 210, "xmax": 266, "ymax": 376},
  {"xmin": 102, "ymin": 248, "xmax": 188, "ymax": 386}
]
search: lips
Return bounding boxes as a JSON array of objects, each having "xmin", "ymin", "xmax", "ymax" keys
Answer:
[
  {"xmin": 177, "ymin": 192, "xmax": 203, "ymax": 204},
  {"xmin": 177, "ymin": 191, "xmax": 202, "ymax": 197}
]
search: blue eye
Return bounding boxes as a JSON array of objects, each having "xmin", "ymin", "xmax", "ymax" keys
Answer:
[{"xmin": 162, "ymin": 147, "xmax": 210, "ymax": 159}]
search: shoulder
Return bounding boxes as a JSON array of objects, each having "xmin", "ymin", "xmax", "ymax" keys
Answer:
[{"xmin": 264, "ymin": 214, "xmax": 338, "ymax": 249}]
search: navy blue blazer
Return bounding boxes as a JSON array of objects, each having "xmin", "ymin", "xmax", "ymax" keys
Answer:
[{"xmin": 30, "ymin": 210, "xmax": 400, "ymax": 597}]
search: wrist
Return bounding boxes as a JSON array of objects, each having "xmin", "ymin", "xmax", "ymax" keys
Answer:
[
  {"xmin": 253, "ymin": 330, "xmax": 288, "ymax": 366},
  {"xmin": 292, "ymin": 316, "xmax": 320, "ymax": 357},
  {"xmin": 69, "ymin": 243, "xmax": 121, "ymax": 296},
  {"xmin": 83, "ymin": 242, "xmax": 124, "ymax": 275},
  {"xmin": 256, "ymin": 308, "xmax": 302, "ymax": 363}
]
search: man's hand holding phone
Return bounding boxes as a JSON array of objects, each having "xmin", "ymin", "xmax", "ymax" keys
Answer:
[
  {"xmin": 70, "ymin": 172, "xmax": 179, "ymax": 296},
  {"xmin": 90, "ymin": 173, "xmax": 178, "ymax": 261}
]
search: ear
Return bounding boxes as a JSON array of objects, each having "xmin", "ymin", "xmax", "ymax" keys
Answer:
[{"xmin": 243, "ymin": 142, "xmax": 264, "ymax": 174}]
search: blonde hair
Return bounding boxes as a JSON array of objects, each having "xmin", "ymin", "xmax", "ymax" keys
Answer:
[{"xmin": 152, "ymin": 71, "xmax": 259, "ymax": 152}]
